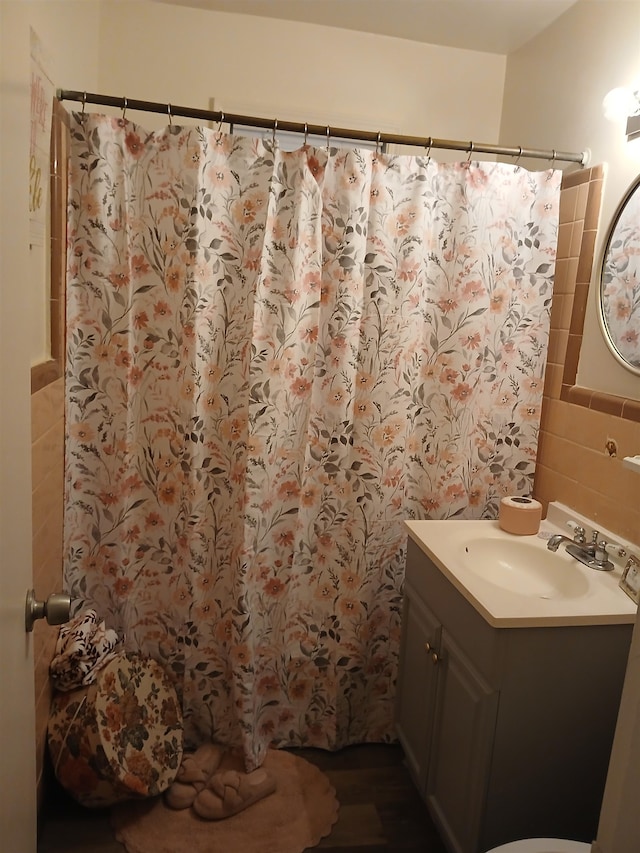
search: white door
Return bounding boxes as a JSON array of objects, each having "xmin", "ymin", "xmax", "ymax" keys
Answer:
[{"xmin": 0, "ymin": 2, "xmax": 39, "ymax": 851}]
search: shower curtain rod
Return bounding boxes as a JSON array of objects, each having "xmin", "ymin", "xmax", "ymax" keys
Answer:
[{"xmin": 57, "ymin": 89, "xmax": 588, "ymax": 166}]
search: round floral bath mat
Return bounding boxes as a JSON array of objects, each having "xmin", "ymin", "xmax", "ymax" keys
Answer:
[{"xmin": 111, "ymin": 748, "xmax": 339, "ymax": 853}]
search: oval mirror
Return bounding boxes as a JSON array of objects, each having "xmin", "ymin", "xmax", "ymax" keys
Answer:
[{"xmin": 599, "ymin": 173, "xmax": 640, "ymax": 374}]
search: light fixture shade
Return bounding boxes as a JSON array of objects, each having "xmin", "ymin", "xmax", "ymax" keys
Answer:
[{"xmin": 627, "ymin": 113, "xmax": 640, "ymax": 142}]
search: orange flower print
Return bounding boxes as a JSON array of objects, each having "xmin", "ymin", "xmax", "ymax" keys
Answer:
[
  {"xmin": 131, "ymin": 254, "xmax": 150, "ymax": 277},
  {"xmin": 108, "ymin": 265, "xmax": 130, "ymax": 289},
  {"xmin": 355, "ymin": 372, "xmax": 375, "ymax": 393},
  {"xmin": 275, "ymin": 529, "xmax": 295, "ymax": 548},
  {"xmin": 59, "ymin": 757, "xmax": 99, "ymax": 793},
  {"xmin": 165, "ymin": 263, "xmax": 185, "ymax": 292},
  {"xmin": 315, "ymin": 582, "xmax": 334, "ymax": 602},
  {"xmin": 123, "ymin": 524, "xmax": 140, "ymax": 543},
  {"xmin": 289, "ymin": 679, "xmax": 311, "ymax": 701},
  {"xmin": 221, "ymin": 416, "xmax": 245, "ymax": 441},
  {"xmin": 258, "ymin": 674, "xmax": 279, "ymax": 695},
  {"xmin": 158, "ymin": 480, "xmax": 179, "ymax": 505},
  {"xmin": 451, "ymin": 382, "xmax": 473, "ymax": 402},
  {"xmin": 81, "ymin": 193, "xmax": 100, "ymax": 216},
  {"xmin": 372, "ymin": 418, "xmax": 403, "ymax": 447},
  {"xmin": 127, "ymin": 366, "xmax": 143, "ymax": 386},
  {"xmin": 341, "ymin": 569, "xmax": 359, "ymax": 589},
  {"xmin": 145, "ymin": 511, "xmax": 162, "ymax": 529},
  {"xmin": 328, "ymin": 386, "xmax": 347, "ymax": 407},
  {"xmin": 489, "ymin": 290, "xmax": 508, "ymax": 313},
  {"xmin": 264, "ymin": 577, "xmax": 286, "ymax": 597},
  {"xmin": 338, "ymin": 596, "xmax": 362, "ymax": 617},
  {"xmin": 69, "ymin": 422, "xmax": 95, "ymax": 443},
  {"xmin": 439, "ymin": 367, "xmax": 459, "ymax": 384},
  {"xmin": 517, "ymin": 402, "xmax": 540, "ymax": 422},
  {"xmin": 300, "ymin": 484, "xmax": 318, "ymax": 507},
  {"xmin": 437, "ymin": 294, "xmax": 459, "ymax": 313},
  {"xmin": 463, "ymin": 279, "xmax": 485, "ymax": 300},
  {"xmin": 306, "ymin": 154, "xmax": 324, "ymax": 179},
  {"xmin": 114, "ymin": 576, "xmax": 133, "ymax": 596},
  {"xmin": 230, "ymin": 644, "xmax": 252, "ymax": 667},
  {"xmin": 274, "ymin": 478, "xmax": 299, "ymax": 501},
  {"xmin": 181, "ymin": 378, "xmax": 195, "ymax": 400},
  {"xmin": 215, "ymin": 618, "xmax": 234, "ymax": 644},
  {"xmin": 420, "ymin": 494, "xmax": 440, "ymax": 513},
  {"xmin": 98, "ymin": 487, "xmax": 119, "ymax": 506},
  {"xmin": 445, "ymin": 483, "xmax": 465, "ymax": 502},
  {"xmin": 153, "ymin": 300, "xmax": 172, "ymax": 319},
  {"xmin": 300, "ymin": 324, "xmax": 318, "ymax": 343},
  {"xmin": 133, "ymin": 311, "xmax": 148, "ymax": 329},
  {"xmin": 461, "ymin": 332, "xmax": 481, "ymax": 349},
  {"xmin": 125, "ymin": 132, "xmax": 144, "ymax": 158},
  {"xmin": 291, "ymin": 377, "xmax": 312, "ymax": 397}
]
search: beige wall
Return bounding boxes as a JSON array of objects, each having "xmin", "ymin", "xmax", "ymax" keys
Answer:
[
  {"xmin": 500, "ymin": 0, "xmax": 640, "ymax": 402},
  {"xmin": 96, "ymin": 1, "xmax": 506, "ymax": 147}
]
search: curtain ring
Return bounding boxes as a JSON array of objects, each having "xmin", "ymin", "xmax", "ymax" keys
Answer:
[
  {"xmin": 551, "ymin": 149, "xmax": 557, "ymax": 165},
  {"xmin": 216, "ymin": 111, "xmax": 225, "ymax": 135},
  {"xmin": 304, "ymin": 122, "xmax": 308, "ymax": 146},
  {"xmin": 516, "ymin": 145, "xmax": 522, "ymax": 163},
  {"xmin": 122, "ymin": 97, "xmax": 127, "ymax": 121},
  {"xmin": 81, "ymin": 91, "xmax": 87, "ymax": 116},
  {"xmin": 467, "ymin": 141, "xmax": 474, "ymax": 163},
  {"xmin": 376, "ymin": 131, "xmax": 382, "ymax": 155},
  {"xmin": 167, "ymin": 103, "xmax": 172, "ymax": 127},
  {"xmin": 272, "ymin": 118, "xmax": 278, "ymax": 148},
  {"xmin": 425, "ymin": 136, "xmax": 432, "ymax": 162},
  {"xmin": 326, "ymin": 125, "xmax": 330, "ymax": 151}
]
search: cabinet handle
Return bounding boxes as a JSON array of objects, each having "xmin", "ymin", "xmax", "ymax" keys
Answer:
[{"xmin": 424, "ymin": 642, "xmax": 440, "ymax": 664}]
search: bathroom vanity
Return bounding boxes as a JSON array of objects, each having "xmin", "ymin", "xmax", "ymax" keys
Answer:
[{"xmin": 396, "ymin": 515, "xmax": 637, "ymax": 853}]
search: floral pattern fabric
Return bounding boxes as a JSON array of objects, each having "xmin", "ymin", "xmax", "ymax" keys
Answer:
[
  {"xmin": 48, "ymin": 652, "xmax": 183, "ymax": 806},
  {"xmin": 64, "ymin": 113, "xmax": 560, "ymax": 770}
]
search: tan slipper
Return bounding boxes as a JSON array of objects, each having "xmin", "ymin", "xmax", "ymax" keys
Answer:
[
  {"xmin": 164, "ymin": 743, "xmax": 225, "ymax": 810},
  {"xmin": 192, "ymin": 768, "xmax": 276, "ymax": 820}
]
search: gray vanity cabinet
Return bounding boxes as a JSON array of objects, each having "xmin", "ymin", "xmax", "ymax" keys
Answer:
[{"xmin": 396, "ymin": 538, "xmax": 633, "ymax": 853}]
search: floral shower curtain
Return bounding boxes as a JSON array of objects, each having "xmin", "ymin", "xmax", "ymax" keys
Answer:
[{"xmin": 64, "ymin": 112, "xmax": 560, "ymax": 770}]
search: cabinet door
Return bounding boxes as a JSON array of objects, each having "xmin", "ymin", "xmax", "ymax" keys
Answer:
[
  {"xmin": 426, "ymin": 629, "xmax": 498, "ymax": 853},
  {"xmin": 395, "ymin": 583, "xmax": 441, "ymax": 794}
]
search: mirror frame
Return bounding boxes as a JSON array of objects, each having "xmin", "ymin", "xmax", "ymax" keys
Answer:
[{"xmin": 597, "ymin": 172, "xmax": 640, "ymax": 376}]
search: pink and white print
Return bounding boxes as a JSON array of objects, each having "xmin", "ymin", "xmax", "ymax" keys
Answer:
[{"xmin": 64, "ymin": 113, "xmax": 560, "ymax": 770}]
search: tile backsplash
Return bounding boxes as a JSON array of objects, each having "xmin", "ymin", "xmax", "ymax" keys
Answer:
[{"xmin": 535, "ymin": 166, "xmax": 640, "ymax": 544}]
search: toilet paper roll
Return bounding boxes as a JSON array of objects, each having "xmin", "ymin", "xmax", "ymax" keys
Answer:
[{"xmin": 498, "ymin": 496, "xmax": 543, "ymax": 535}]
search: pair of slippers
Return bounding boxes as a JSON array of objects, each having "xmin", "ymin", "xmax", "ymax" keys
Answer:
[{"xmin": 164, "ymin": 743, "xmax": 276, "ymax": 820}]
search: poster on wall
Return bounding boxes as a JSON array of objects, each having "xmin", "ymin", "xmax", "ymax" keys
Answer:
[{"xmin": 30, "ymin": 27, "xmax": 55, "ymax": 247}]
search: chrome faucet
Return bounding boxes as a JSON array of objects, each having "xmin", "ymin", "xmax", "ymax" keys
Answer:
[{"xmin": 547, "ymin": 528, "xmax": 614, "ymax": 571}]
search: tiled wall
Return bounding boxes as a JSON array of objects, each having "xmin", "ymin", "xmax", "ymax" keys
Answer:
[
  {"xmin": 31, "ymin": 379, "xmax": 65, "ymax": 809},
  {"xmin": 534, "ymin": 166, "xmax": 640, "ymax": 543}
]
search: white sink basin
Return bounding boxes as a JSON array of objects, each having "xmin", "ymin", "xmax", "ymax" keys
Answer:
[
  {"xmin": 460, "ymin": 537, "xmax": 590, "ymax": 599},
  {"xmin": 404, "ymin": 515, "xmax": 638, "ymax": 627}
]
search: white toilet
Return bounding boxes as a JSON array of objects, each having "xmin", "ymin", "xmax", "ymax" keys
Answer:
[{"xmin": 485, "ymin": 840, "xmax": 591, "ymax": 853}]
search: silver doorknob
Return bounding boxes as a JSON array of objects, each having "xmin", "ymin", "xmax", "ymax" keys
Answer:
[{"xmin": 25, "ymin": 589, "xmax": 71, "ymax": 632}]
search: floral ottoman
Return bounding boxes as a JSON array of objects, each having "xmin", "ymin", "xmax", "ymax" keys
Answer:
[{"xmin": 48, "ymin": 652, "xmax": 183, "ymax": 807}]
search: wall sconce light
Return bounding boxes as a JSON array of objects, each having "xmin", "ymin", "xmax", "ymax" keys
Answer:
[{"xmin": 602, "ymin": 86, "xmax": 640, "ymax": 141}]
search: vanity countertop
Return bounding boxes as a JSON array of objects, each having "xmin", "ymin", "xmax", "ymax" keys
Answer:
[{"xmin": 404, "ymin": 515, "xmax": 638, "ymax": 629}]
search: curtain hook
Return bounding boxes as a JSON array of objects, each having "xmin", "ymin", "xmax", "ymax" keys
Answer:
[
  {"xmin": 425, "ymin": 136, "xmax": 432, "ymax": 162},
  {"xmin": 376, "ymin": 131, "xmax": 382, "ymax": 155},
  {"xmin": 216, "ymin": 110, "xmax": 225, "ymax": 135},
  {"xmin": 551, "ymin": 149, "xmax": 557, "ymax": 165},
  {"xmin": 168, "ymin": 103, "xmax": 172, "ymax": 127},
  {"xmin": 272, "ymin": 118, "xmax": 278, "ymax": 148},
  {"xmin": 122, "ymin": 97, "xmax": 127, "ymax": 122},
  {"xmin": 304, "ymin": 122, "xmax": 308, "ymax": 147},
  {"xmin": 81, "ymin": 91, "xmax": 87, "ymax": 117},
  {"xmin": 326, "ymin": 125, "xmax": 330, "ymax": 152},
  {"xmin": 516, "ymin": 145, "xmax": 522, "ymax": 164},
  {"xmin": 467, "ymin": 141, "xmax": 474, "ymax": 163}
]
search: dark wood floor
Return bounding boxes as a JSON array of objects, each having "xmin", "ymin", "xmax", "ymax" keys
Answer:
[{"xmin": 38, "ymin": 743, "xmax": 448, "ymax": 852}]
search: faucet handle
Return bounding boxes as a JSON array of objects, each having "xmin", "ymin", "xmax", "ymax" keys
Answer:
[
  {"xmin": 591, "ymin": 529, "xmax": 600, "ymax": 544},
  {"xmin": 566, "ymin": 521, "xmax": 586, "ymax": 543}
]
